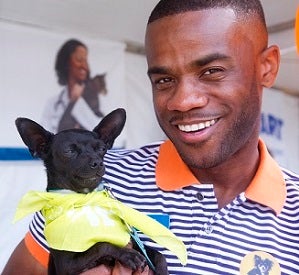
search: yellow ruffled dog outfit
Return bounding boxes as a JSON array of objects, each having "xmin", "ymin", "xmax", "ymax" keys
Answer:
[{"xmin": 14, "ymin": 188, "xmax": 187, "ymax": 265}]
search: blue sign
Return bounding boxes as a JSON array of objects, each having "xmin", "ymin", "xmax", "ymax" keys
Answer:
[{"xmin": 261, "ymin": 113, "xmax": 284, "ymax": 140}]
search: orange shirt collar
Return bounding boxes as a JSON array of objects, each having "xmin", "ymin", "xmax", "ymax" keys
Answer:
[{"xmin": 156, "ymin": 139, "xmax": 286, "ymax": 214}]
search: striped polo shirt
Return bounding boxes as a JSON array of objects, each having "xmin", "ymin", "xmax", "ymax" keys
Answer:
[{"xmin": 26, "ymin": 139, "xmax": 299, "ymax": 274}]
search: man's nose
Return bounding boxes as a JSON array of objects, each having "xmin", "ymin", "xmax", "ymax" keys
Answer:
[{"xmin": 167, "ymin": 78, "xmax": 209, "ymax": 111}]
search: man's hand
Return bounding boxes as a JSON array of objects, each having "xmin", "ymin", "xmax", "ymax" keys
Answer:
[
  {"xmin": 80, "ymin": 261, "xmax": 154, "ymax": 275},
  {"xmin": 113, "ymin": 261, "xmax": 154, "ymax": 275}
]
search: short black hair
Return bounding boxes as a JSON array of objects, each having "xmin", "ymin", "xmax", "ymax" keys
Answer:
[
  {"xmin": 55, "ymin": 39, "xmax": 88, "ymax": 86},
  {"xmin": 148, "ymin": 0, "xmax": 266, "ymax": 26}
]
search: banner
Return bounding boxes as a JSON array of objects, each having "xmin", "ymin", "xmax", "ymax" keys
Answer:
[
  {"xmin": 0, "ymin": 21, "xmax": 126, "ymax": 150},
  {"xmin": 261, "ymin": 88, "xmax": 299, "ymax": 172}
]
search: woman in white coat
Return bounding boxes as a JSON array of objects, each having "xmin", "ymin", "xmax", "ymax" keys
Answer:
[{"xmin": 41, "ymin": 39, "xmax": 105, "ymax": 133}]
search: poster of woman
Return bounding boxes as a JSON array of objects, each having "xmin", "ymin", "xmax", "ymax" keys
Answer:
[{"xmin": 0, "ymin": 22, "xmax": 127, "ymax": 150}]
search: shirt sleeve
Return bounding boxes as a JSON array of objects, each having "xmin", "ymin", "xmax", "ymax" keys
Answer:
[{"xmin": 25, "ymin": 211, "xmax": 49, "ymax": 267}]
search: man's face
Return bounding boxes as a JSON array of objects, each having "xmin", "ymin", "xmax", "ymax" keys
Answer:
[
  {"xmin": 145, "ymin": 9, "xmax": 266, "ymax": 170},
  {"xmin": 68, "ymin": 45, "xmax": 89, "ymax": 84}
]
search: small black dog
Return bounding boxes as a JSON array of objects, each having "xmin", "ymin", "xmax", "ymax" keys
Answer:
[{"xmin": 15, "ymin": 108, "xmax": 168, "ymax": 275}]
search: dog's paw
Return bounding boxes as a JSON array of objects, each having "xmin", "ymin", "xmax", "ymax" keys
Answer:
[{"xmin": 118, "ymin": 248, "xmax": 147, "ymax": 271}]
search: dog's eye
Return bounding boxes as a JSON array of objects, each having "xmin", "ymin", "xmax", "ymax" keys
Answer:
[
  {"xmin": 95, "ymin": 145, "xmax": 106, "ymax": 155},
  {"xmin": 64, "ymin": 147, "xmax": 79, "ymax": 157}
]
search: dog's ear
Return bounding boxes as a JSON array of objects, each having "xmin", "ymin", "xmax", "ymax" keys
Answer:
[
  {"xmin": 15, "ymin": 118, "xmax": 54, "ymax": 159},
  {"xmin": 93, "ymin": 108, "xmax": 126, "ymax": 149}
]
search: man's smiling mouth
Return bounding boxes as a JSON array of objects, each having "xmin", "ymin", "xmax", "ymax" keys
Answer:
[{"xmin": 178, "ymin": 119, "xmax": 217, "ymax": 132}]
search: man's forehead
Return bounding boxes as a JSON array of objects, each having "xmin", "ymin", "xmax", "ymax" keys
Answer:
[
  {"xmin": 146, "ymin": 9, "xmax": 242, "ymax": 48},
  {"xmin": 147, "ymin": 0, "xmax": 266, "ymax": 26},
  {"xmin": 145, "ymin": 7, "xmax": 264, "ymax": 34},
  {"xmin": 146, "ymin": 8, "xmax": 244, "ymax": 42},
  {"xmin": 147, "ymin": 8, "xmax": 237, "ymax": 25},
  {"xmin": 145, "ymin": 8, "xmax": 266, "ymax": 55}
]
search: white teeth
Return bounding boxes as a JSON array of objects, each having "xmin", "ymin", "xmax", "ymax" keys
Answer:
[
  {"xmin": 191, "ymin": 124, "xmax": 198, "ymax": 131},
  {"xmin": 178, "ymin": 119, "xmax": 216, "ymax": 132},
  {"xmin": 198, "ymin": 122, "xmax": 205, "ymax": 129}
]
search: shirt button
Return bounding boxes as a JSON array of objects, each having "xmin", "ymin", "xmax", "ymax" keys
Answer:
[{"xmin": 196, "ymin": 192, "xmax": 204, "ymax": 201}]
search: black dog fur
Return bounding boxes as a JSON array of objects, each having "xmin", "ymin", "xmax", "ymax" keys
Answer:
[{"xmin": 15, "ymin": 108, "xmax": 168, "ymax": 275}]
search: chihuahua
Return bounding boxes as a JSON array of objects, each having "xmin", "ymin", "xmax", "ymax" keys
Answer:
[{"xmin": 15, "ymin": 108, "xmax": 168, "ymax": 275}]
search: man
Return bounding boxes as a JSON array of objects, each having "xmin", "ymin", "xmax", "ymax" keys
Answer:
[{"xmin": 3, "ymin": 0, "xmax": 299, "ymax": 274}]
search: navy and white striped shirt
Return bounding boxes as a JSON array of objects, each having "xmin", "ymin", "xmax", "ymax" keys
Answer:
[{"xmin": 28, "ymin": 140, "xmax": 299, "ymax": 274}]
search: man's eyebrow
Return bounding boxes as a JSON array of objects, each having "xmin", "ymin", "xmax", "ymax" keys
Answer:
[
  {"xmin": 147, "ymin": 66, "xmax": 169, "ymax": 76},
  {"xmin": 147, "ymin": 53, "xmax": 231, "ymax": 76},
  {"xmin": 191, "ymin": 53, "xmax": 231, "ymax": 67}
]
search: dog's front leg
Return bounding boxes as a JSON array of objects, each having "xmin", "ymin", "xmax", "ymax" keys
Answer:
[{"xmin": 143, "ymin": 246, "xmax": 169, "ymax": 275}]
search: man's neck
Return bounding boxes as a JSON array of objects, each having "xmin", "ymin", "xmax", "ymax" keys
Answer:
[{"xmin": 190, "ymin": 143, "xmax": 260, "ymax": 209}]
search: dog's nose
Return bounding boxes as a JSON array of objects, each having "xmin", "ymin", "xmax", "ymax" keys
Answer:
[{"xmin": 90, "ymin": 160, "xmax": 103, "ymax": 169}]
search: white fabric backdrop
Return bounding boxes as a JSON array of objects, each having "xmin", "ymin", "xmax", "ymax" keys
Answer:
[
  {"xmin": 0, "ymin": 161, "xmax": 46, "ymax": 270},
  {"xmin": 125, "ymin": 52, "xmax": 165, "ymax": 148}
]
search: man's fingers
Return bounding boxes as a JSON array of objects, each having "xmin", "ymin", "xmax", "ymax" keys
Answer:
[
  {"xmin": 80, "ymin": 263, "xmax": 153, "ymax": 275},
  {"xmin": 133, "ymin": 265, "xmax": 153, "ymax": 275},
  {"xmin": 112, "ymin": 261, "xmax": 153, "ymax": 275},
  {"xmin": 112, "ymin": 261, "xmax": 133, "ymax": 275},
  {"xmin": 80, "ymin": 265, "xmax": 112, "ymax": 275}
]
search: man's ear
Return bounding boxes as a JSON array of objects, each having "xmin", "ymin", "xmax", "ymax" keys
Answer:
[{"xmin": 260, "ymin": 45, "xmax": 280, "ymax": 88}]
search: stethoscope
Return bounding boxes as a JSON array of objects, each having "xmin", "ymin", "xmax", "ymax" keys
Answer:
[{"xmin": 54, "ymin": 89, "xmax": 68, "ymax": 111}]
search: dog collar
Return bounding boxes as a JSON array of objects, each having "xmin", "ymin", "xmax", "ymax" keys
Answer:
[{"xmin": 47, "ymin": 181, "xmax": 107, "ymax": 194}]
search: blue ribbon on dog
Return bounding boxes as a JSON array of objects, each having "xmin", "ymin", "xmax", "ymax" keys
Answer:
[{"xmin": 106, "ymin": 185, "xmax": 156, "ymax": 271}]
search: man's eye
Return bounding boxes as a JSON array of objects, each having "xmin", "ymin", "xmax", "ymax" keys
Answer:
[
  {"xmin": 156, "ymin": 77, "xmax": 172, "ymax": 84},
  {"xmin": 153, "ymin": 77, "xmax": 175, "ymax": 90},
  {"xmin": 203, "ymin": 67, "xmax": 224, "ymax": 75}
]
